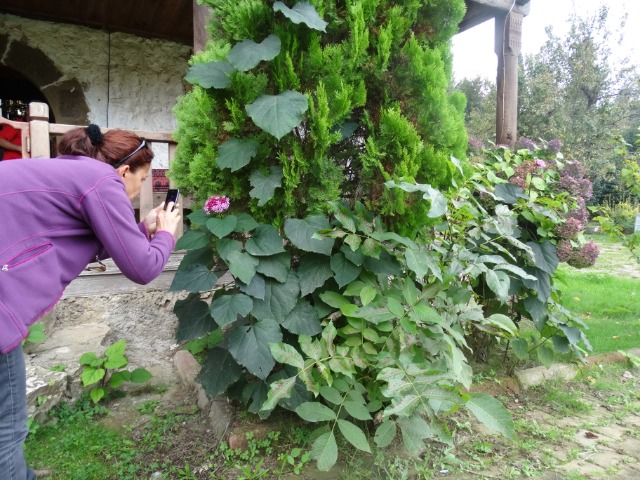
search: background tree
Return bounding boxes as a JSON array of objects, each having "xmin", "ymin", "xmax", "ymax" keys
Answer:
[
  {"xmin": 453, "ymin": 76, "xmax": 496, "ymax": 145},
  {"xmin": 518, "ymin": 6, "xmax": 640, "ymax": 204}
]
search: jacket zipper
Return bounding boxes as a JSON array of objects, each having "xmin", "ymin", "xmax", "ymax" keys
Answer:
[{"xmin": 2, "ymin": 243, "xmax": 53, "ymax": 271}]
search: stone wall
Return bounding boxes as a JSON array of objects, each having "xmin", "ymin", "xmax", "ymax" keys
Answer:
[{"xmin": 0, "ymin": 13, "xmax": 191, "ymax": 136}]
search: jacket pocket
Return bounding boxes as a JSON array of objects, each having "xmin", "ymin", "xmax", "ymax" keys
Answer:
[{"xmin": 1, "ymin": 243, "xmax": 53, "ymax": 272}]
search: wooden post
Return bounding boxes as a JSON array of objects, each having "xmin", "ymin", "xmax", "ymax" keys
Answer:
[
  {"xmin": 28, "ymin": 102, "xmax": 51, "ymax": 158},
  {"xmin": 193, "ymin": 1, "xmax": 211, "ymax": 53},
  {"xmin": 495, "ymin": 10, "xmax": 523, "ymax": 146}
]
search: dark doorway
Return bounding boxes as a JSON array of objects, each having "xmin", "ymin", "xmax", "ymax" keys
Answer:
[{"xmin": 0, "ymin": 65, "xmax": 54, "ymax": 121}]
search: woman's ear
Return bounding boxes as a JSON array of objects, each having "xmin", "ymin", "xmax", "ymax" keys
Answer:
[{"xmin": 116, "ymin": 165, "xmax": 131, "ymax": 178}]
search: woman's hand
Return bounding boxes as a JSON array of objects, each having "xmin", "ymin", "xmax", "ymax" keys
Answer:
[
  {"xmin": 156, "ymin": 202, "xmax": 182, "ymax": 238},
  {"xmin": 143, "ymin": 203, "xmax": 165, "ymax": 236}
]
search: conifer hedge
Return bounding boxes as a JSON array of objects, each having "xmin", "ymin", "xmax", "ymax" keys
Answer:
[{"xmin": 170, "ymin": 0, "xmax": 467, "ymax": 235}]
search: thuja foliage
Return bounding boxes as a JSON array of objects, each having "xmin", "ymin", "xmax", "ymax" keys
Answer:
[{"xmin": 170, "ymin": 0, "xmax": 468, "ymax": 235}]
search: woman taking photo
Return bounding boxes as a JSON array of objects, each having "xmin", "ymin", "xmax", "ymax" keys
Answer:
[{"xmin": 0, "ymin": 124, "xmax": 182, "ymax": 479}]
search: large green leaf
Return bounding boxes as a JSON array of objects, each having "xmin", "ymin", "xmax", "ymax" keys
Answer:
[
  {"xmin": 310, "ymin": 431, "xmax": 337, "ymax": 472},
  {"xmin": 363, "ymin": 250, "xmax": 403, "ymax": 275},
  {"xmin": 527, "ymin": 241, "xmax": 559, "ymax": 275},
  {"xmin": 210, "ymin": 293, "xmax": 253, "ymax": 327},
  {"xmin": 129, "ymin": 368, "xmax": 153, "ymax": 384},
  {"xmin": 226, "ymin": 251, "xmax": 259, "ymax": 285},
  {"xmin": 174, "ymin": 295, "xmax": 217, "ymax": 342},
  {"xmin": 82, "ymin": 367, "xmax": 105, "ymax": 387},
  {"xmin": 187, "ymin": 209, "xmax": 210, "ymax": 226},
  {"xmin": 485, "ymin": 269, "xmax": 510, "ymax": 302},
  {"xmin": 522, "ymin": 266, "xmax": 551, "ymax": 303},
  {"xmin": 206, "ymin": 215, "xmax": 238, "ymax": 238},
  {"xmin": 227, "ymin": 34, "xmax": 281, "ymax": 72},
  {"xmin": 494, "ymin": 183, "xmax": 526, "ymax": 204},
  {"xmin": 178, "ymin": 246, "xmax": 215, "ymax": 271},
  {"xmin": 465, "ymin": 392, "xmax": 515, "ymax": 439},
  {"xmin": 397, "ymin": 415, "xmax": 433, "ymax": 452},
  {"xmin": 295, "ymin": 402, "xmax": 336, "ymax": 422},
  {"xmin": 270, "ymin": 367, "xmax": 313, "ymax": 411},
  {"xmin": 273, "ymin": 1, "xmax": 328, "ymax": 32},
  {"xmin": 245, "ymin": 225, "xmax": 285, "ymax": 256},
  {"xmin": 284, "ymin": 216, "xmax": 334, "ymax": 255},
  {"xmin": 282, "ymin": 299, "xmax": 321, "ymax": 335},
  {"xmin": 249, "ymin": 167, "xmax": 283, "ymax": 206},
  {"xmin": 238, "ymin": 273, "xmax": 266, "ymax": 300},
  {"xmin": 197, "ymin": 347, "xmax": 243, "ymax": 397},
  {"xmin": 330, "ymin": 253, "xmax": 361, "ymax": 288},
  {"xmin": 261, "ymin": 376, "xmax": 297, "ymax": 411},
  {"xmin": 216, "ymin": 238, "xmax": 243, "ymax": 262},
  {"xmin": 298, "ymin": 254, "xmax": 333, "ymax": 296},
  {"xmin": 234, "ymin": 213, "xmax": 260, "ymax": 232},
  {"xmin": 246, "ymin": 91, "xmax": 308, "ymax": 140},
  {"xmin": 485, "ymin": 313, "xmax": 518, "ymax": 336},
  {"xmin": 270, "ymin": 343, "xmax": 304, "ymax": 369},
  {"xmin": 337, "ymin": 419, "xmax": 371, "ymax": 453},
  {"xmin": 251, "ymin": 272, "xmax": 300, "ymax": 322},
  {"xmin": 175, "ymin": 229, "xmax": 210, "ymax": 250},
  {"xmin": 374, "ymin": 420, "xmax": 397, "ymax": 448},
  {"xmin": 185, "ymin": 61, "xmax": 233, "ymax": 89},
  {"xmin": 256, "ymin": 252, "xmax": 290, "ymax": 283},
  {"xmin": 227, "ymin": 319, "xmax": 282, "ymax": 380},
  {"xmin": 169, "ymin": 264, "xmax": 218, "ymax": 292},
  {"xmin": 216, "ymin": 138, "xmax": 260, "ymax": 171}
]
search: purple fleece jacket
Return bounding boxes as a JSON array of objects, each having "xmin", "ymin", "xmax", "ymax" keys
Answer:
[{"xmin": 0, "ymin": 155, "xmax": 175, "ymax": 353}]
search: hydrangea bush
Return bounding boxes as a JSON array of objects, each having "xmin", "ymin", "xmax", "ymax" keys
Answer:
[{"xmin": 466, "ymin": 140, "xmax": 597, "ymax": 361}]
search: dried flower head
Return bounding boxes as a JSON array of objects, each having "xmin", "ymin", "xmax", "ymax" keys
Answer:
[{"xmin": 204, "ymin": 195, "xmax": 230, "ymax": 214}]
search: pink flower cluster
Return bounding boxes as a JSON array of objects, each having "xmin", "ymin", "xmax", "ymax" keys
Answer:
[
  {"xmin": 534, "ymin": 159, "xmax": 546, "ymax": 168},
  {"xmin": 204, "ymin": 195, "xmax": 230, "ymax": 214}
]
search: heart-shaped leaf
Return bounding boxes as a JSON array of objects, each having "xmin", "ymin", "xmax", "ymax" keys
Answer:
[
  {"xmin": 174, "ymin": 294, "xmax": 217, "ymax": 342},
  {"xmin": 249, "ymin": 167, "xmax": 283, "ymax": 206},
  {"xmin": 284, "ymin": 216, "xmax": 334, "ymax": 255},
  {"xmin": 246, "ymin": 90, "xmax": 308, "ymax": 140},
  {"xmin": 206, "ymin": 215, "xmax": 238, "ymax": 238},
  {"xmin": 197, "ymin": 347, "xmax": 243, "ymax": 397},
  {"xmin": 227, "ymin": 34, "xmax": 282, "ymax": 72},
  {"xmin": 273, "ymin": 1, "xmax": 328, "ymax": 32},
  {"xmin": 227, "ymin": 319, "xmax": 282, "ymax": 380},
  {"xmin": 185, "ymin": 61, "xmax": 233, "ymax": 89},
  {"xmin": 175, "ymin": 229, "xmax": 210, "ymax": 250},
  {"xmin": 216, "ymin": 138, "xmax": 260, "ymax": 171},
  {"xmin": 210, "ymin": 293, "xmax": 254, "ymax": 327},
  {"xmin": 169, "ymin": 264, "xmax": 218, "ymax": 292},
  {"xmin": 226, "ymin": 251, "xmax": 259, "ymax": 284},
  {"xmin": 245, "ymin": 225, "xmax": 285, "ymax": 256}
]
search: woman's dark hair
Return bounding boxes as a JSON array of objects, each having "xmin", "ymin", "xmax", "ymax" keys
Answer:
[{"xmin": 57, "ymin": 126, "xmax": 153, "ymax": 172}]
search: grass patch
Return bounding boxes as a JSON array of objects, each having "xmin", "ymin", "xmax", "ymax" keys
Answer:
[{"xmin": 557, "ymin": 269, "xmax": 640, "ymax": 354}]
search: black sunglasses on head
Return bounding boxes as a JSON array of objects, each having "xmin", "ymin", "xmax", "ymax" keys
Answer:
[{"xmin": 113, "ymin": 138, "xmax": 147, "ymax": 169}]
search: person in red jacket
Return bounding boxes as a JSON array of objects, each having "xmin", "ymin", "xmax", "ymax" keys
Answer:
[
  {"xmin": 0, "ymin": 124, "xmax": 182, "ymax": 479},
  {"xmin": 0, "ymin": 121, "xmax": 23, "ymax": 160}
]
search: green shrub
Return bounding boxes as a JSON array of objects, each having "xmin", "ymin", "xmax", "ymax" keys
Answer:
[
  {"xmin": 170, "ymin": 0, "xmax": 467, "ymax": 236},
  {"xmin": 602, "ymin": 200, "xmax": 639, "ymax": 233}
]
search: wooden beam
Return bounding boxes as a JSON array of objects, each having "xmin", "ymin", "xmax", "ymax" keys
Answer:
[
  {"xmin": 193, "ymin": 1, "xmax": 211, "ymax": 53},
  {"xmin": 495, "ymin": 10, "xmax": 523, "ymax": 146}
]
